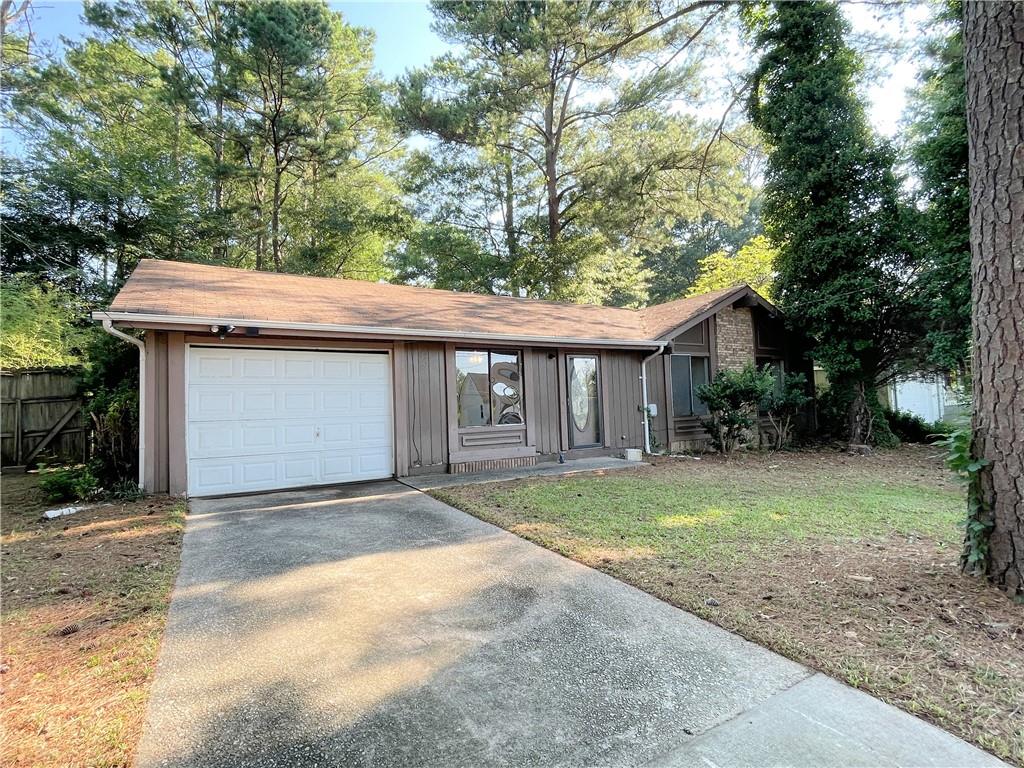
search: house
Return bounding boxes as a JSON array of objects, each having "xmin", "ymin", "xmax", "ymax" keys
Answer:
[{"xmin": 94, "ymin": 260, "xmax": 811, "ymax": 497}]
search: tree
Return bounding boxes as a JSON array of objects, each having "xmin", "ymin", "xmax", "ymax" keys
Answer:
[
  {"xmin": 962, "ymin": 0, "xmax": 1023, "ymax": 598},
  {"xmin": 687, "ymin": 234, "xmax": 777, "ymax": 301},
  {"xmin": 907, "ymin": 0, "xmax": 971, "ymax": 374},
  {"xmin": 643, "ymin": 198, "xmax": 763, "ymax": 303},
  {"xmin": 0, "ymin": 276, "xmax": 91, "ymax": 370},
  {"xmin": 398, "ymin": 0, "xmax": 752, "ymax": 305},
  {"xmin": 4, "ymin": 35, "xmax": 211, "ymax": 295},
  {"xmin": 746, "ymin": 1, "xmax": 924, "ymax": 446}
]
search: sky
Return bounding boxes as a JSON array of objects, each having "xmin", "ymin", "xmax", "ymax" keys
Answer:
[{"xmin": 17, "ymin": 0, "xmax": 928, "ymax": 138}]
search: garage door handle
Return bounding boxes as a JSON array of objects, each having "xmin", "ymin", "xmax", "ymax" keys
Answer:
[{"xmin": 315, "ymin": 428, "xmax": 321, "ymax": 440}]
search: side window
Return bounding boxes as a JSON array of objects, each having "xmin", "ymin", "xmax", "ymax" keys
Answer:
[
  {"xmin": 671, "ymin": 354, "xmax": 693, "ymax": 416},
  {"xmin": 671, "ymin": 354, "xmax": 711, "ymax": 417}
]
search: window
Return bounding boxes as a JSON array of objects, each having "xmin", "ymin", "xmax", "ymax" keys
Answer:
[
  {"xmin": 456, "ymin": 349, "xmax": 523, "ymax": 428},
  {"xmin": 757, "ymin": 357, "xmax": 785, "ymax": 397},
  {"xmin": 671, "ymin": 354, "xmax": 710, "ymax": 417}
]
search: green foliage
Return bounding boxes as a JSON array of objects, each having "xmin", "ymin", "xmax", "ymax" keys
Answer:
[
  {"xmin": 760, "ymin": 370, "xmax": 811, "ymax": 448},
  {"xmin": 883, "ymin": 408, "xmax": 955, "ymax": 444},
  {"xmin": 934, "ymin": 426, "xmax": 991, "ymax": 574},
  {"xmin": 397, "ymin": 1, "xmax": 753, "ymax": 305},
  {"xmin": 688, "ymin": 234, "xmax": 778, "ymax": 302},
  {"xmin": 0, "ymin": 275, "xmax": 92, "ymax": 370},
  {"xmin": 643, "ymin": 201, "xmax": 764, "ymax": 304},
  {"xmin": 907, "ymin": 0, "xmax": 970, "ymax": 373},
  {"xmin": 747, "ymin": 1, "xmax": 926, "ymax": 443},
  {"xmin": 696, "ymin": 365, "xmax": 775, "ymax": 455},
  {"xmin": 4, "ymin": 1, "xmax": 400, "ymax": 295},
  {"xmin": 39, "ymin": 465, "xmax": 101, "ymax": 503}
]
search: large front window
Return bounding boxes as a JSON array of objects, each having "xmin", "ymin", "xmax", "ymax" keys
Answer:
[
  {"xmin": 671, "ymin": 354, "xmax": 710, "ymax": 417},
  {"xmin": 456, "ymin": 349, "xmax": 523, "ymax": 427}
]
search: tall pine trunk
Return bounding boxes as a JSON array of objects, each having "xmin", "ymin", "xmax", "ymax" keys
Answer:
[{"xmin": 963, "ymin": 0, "xmax": 1023, "ymax": 597}]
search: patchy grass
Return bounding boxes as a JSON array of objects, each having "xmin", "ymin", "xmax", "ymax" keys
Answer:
[
  {"xmin": 1, "ymin": 472, "xmax": 185, "ymax": 768},
  {"xmin": 435, "ymin": 447, "xmax": 1024, "ymax": 765}
]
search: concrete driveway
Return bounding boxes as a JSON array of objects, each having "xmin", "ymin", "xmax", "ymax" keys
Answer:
[{"xmin": 136, "ymin": 482, "xmax": 1004, "ymax": 768}]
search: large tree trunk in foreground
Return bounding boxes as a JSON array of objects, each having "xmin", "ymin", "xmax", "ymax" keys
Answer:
[{"xmin": 963, "ymin": 0, "xmax": 1024, "ymax": 598}]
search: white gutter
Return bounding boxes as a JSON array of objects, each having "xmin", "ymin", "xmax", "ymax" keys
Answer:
[
  {"xmin": 91, "ymin": 311, "xmax": 663, "ymax": 349},
  {"xmin": 640, "ymin": 342, "xmax": 668, "ymax": 454},
  {"xmin": 101, "ymin": 319, "xmax": 146, "ymax": 490}
]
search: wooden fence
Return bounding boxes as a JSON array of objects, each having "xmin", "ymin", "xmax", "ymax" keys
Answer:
[{"xmin": 1, "ymin": 369, "xmax": 88, "ymax": 471}]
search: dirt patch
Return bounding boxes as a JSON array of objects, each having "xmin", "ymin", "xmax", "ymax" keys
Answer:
[
  {"xmin": 1, "ymin": 472, "xmax": 185, "ymax": 768},
  {"xmin": 438, "ymin": 447, "xmax": 1024, "ymax": 765}
]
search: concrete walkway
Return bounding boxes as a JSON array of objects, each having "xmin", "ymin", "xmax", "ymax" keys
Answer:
[
  {"xmin": 402, "ymin": 455, "xmax": 646, "ymax": 490},
  {"xmin": 136, "ymin": 482, "xmax": 1005, "ymax": 768}
]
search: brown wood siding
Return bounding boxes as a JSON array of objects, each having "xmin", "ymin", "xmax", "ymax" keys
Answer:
[
  {"xmin": 144, "ymin": 331, "xmax": 170, "ymax": 494},
  {"xmin": 601, "ymin": 350, "xmax": 645, "ymax": 450},
  {"xmin": 403, "ymin": 341, "xmax": 448, "ymax": 472},
  {"xmin": 646, "ymin": 354, "xmax": 671, "ymax": 451},
  {"xmin": 526, "ymin": 348, "xmax": 561, "ymax": 455}
]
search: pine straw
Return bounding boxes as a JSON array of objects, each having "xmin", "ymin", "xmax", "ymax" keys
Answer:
[{"xmin": 1, "ymin": 473, "xmax": 185, "ymax": 768}]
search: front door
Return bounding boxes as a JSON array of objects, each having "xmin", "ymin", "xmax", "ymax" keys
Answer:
[{"xmin": 567, "ymin": 354, "xmax": 601, "ymax": 448}]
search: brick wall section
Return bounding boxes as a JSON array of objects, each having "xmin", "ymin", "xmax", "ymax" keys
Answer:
[{"xmin": 715, "ymin": 306, "xmax": 755, "ymax": 371}]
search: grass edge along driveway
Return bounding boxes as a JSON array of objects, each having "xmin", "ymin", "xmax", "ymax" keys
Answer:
[{"xmin": 433, "ymin": 447, "xmax": 1024, "ymax": 766}]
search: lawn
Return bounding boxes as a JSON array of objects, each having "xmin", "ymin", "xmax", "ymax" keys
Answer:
[
  {"xmin": 435, "ymin": 446, "xmax": 1024, "ymax": 766},
  {"xmin": 1, "ymin": 473, "xmax": 185, "ymax": 768}
]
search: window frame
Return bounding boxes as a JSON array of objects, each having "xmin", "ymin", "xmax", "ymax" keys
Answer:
[
  {"xmin": 454, "ymin": 348, "xmax": 525, "ymax": 430},
  {"xmin": 670, "ymin": 352, "xmax": 711, "ymax": 418}
]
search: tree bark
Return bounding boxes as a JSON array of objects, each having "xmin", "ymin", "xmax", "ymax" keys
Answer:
[{"xmin": 963, "ymin": 0, "xmax": 1024, "ymax": 598}]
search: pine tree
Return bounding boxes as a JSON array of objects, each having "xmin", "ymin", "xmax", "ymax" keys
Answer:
[{"xmin": 747, "ymin": 0, "xmax": 924, "ymax": 445}]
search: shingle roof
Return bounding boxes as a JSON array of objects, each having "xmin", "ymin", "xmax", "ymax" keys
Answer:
[{"xmin": 105, "ymin": 259, "xmax": 756, "ymax": 344}]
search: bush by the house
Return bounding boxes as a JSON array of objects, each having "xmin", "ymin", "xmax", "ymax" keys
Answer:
[
  {"xmin": 696, "ymin": 365, "xmax": 775, "ymax": 455},
  {"xmin": 761, "ymin": 371, "xmax": 812, "ymax": 449}
]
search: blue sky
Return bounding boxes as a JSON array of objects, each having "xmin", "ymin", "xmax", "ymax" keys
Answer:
[
  {"xmin": 19, "ymin": 0, "xmax": 924, "ymax": 136},
  {"xmin": 23, "ymin": 1, "xmax": 450, "ymax": 79}
]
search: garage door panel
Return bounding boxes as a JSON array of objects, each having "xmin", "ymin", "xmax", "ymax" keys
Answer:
[{"xmin": 187, "ymin": 348, "xmax": 393, "ymax": 496}]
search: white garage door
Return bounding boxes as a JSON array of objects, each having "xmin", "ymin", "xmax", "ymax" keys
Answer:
[{"xmin": 187, "ymin": 347, "xmax": 393, "ymax": 496}]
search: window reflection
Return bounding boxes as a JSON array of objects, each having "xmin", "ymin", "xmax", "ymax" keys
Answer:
[{"xmin": 456, "ymin": 349, "xmax": 523, "ymax": 427}]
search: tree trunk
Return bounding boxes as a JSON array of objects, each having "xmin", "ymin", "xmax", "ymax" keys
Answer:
[
  {"xmin": 963, "ymin": 0, "xmax": 1023, "ymax": 598},
  {"xmin": 272, "ymin": 164, "xmax": 283, "ymax": 272},
  {"xmin": 846, "ymin": 381, "xmax": 871, "ymax": 447}
]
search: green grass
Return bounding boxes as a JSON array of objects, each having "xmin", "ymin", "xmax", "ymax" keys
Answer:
[{"xmin": 440, "ymin": 470, "xmax": 963, "ymax": 561}]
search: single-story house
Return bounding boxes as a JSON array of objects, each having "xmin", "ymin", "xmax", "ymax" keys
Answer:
[{"xmin": 95, "ymin": 260, "xmax": 811, "ymax": 497}]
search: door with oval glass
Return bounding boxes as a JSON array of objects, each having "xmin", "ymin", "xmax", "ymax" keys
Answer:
[{"xmin": 567, "ymin": 354, "xmax": 602, "ymax": 448}]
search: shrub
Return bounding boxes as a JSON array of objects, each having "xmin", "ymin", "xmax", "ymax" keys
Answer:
[
  {"xmin": 883, "ymin": 408, "xmax": 955, "ymax": 444},
  {"xmin": 760, "ymin": 371, "xmax": 812, "ymax": 449},
  {"xmin": 109, "ymin": 478, "xmax": 144, "ymax": 501},
  {"xmin": 696, "ymin": 365, "xmax": 775, "ymax": 455},
  {"xmin": 80, "ymin": 331, "xmax": 140, "ymax": 486},
  {"xmin": 38, "ymin": 466, "xmax": 100, "ymax": 503}
]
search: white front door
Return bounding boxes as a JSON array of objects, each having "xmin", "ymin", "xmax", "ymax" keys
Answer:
[{"xmin": 186, "ymin": 347, "xmax": 393, "ymax": 496}]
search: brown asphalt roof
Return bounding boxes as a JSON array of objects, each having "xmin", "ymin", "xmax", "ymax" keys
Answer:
[{"xmin": 105, "ymin": 259, "xmax": 756, "ymax": 343}]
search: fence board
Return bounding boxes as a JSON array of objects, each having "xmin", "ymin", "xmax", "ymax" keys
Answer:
[{"xmin": 1, "ymin": 369, "xmax": 87, "ymax": 469}]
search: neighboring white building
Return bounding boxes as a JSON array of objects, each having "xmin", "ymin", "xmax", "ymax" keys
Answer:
[
  {"xmin": 883, "ymin": 375, "xmax": 964, "ymax": 424},
  {"xmin": 812, "ymin": 366, "xmax": 966, "ymax": 425}
]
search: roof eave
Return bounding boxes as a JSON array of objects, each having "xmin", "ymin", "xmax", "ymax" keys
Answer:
[
  {"xmin": 91, "ymin": 310, "xmax": 662, "ymax": 349},
  {"xmin": 650, "ymin": 286, "xmax": 781, "ymax": 341}
]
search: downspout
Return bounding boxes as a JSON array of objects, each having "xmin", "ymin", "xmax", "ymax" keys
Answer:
[
  {"xmin": 101, "ymin": 319, "xmax": 145, "ymax": 490},
  {"xmin": 640, "ymin": 342, "xmax": 667, "ymax": 454}
]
